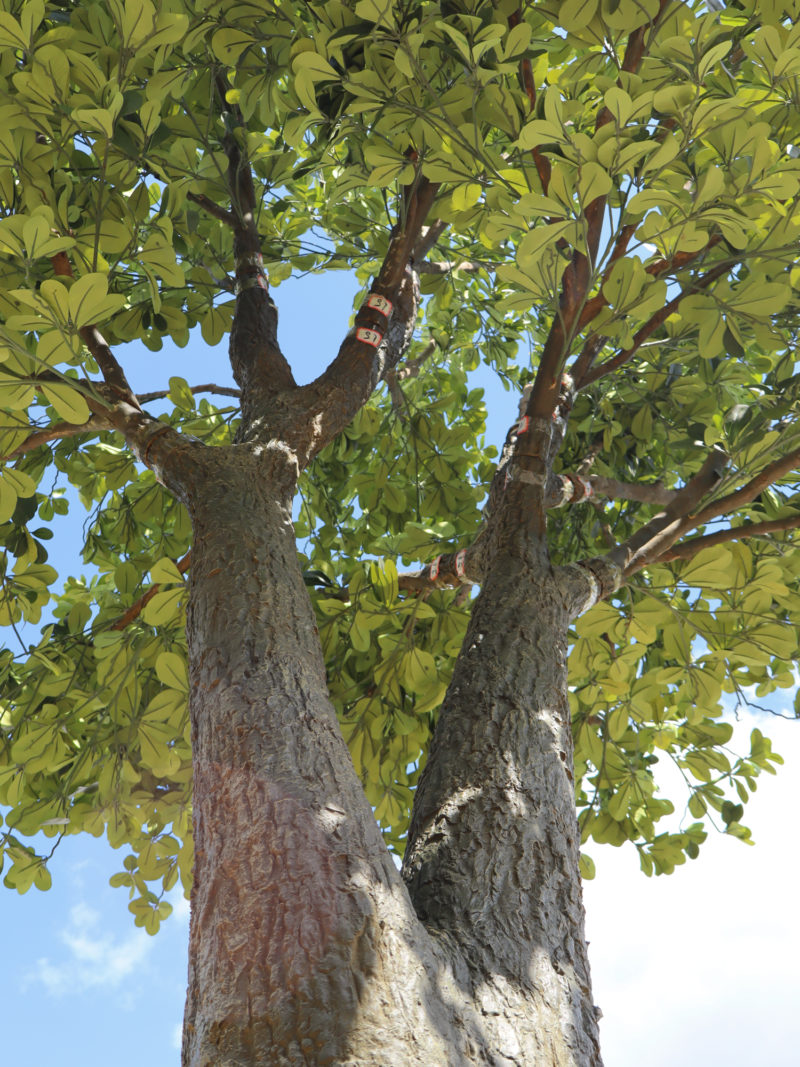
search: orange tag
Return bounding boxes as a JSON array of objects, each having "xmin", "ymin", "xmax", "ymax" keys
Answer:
[
  {"xmin": 365, "ymin": 294, "xmax": 393, "ymax": 316},
  {"xmin": 356, "ymin": 327, "xmax": 382, "ymax": 347}
]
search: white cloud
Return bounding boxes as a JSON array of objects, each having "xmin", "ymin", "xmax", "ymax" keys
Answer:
[
  {"xmin": 167, "ymin": 887, "xmax": 190, "ymax": 925},
  {"xmin": 171, "ymin": 1023, "xmax": 183, "ymax": 1051},
  {"xmin": 24, "ymin": 901, "xmax": 153, "ymax": 998},
  {"xmin": 584, "ymin": 710, "xmax": 800, "ymax": 1067}
]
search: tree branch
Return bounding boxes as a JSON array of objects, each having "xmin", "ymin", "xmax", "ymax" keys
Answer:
[
  {"xmin": 508, "ymin": 9, "xmax": 551, "ymax": 192},
  {"xmin": 412, "ymin": 219, "xmax": 447, "ymax": 263},
  {"xmin": 137, "ymin": 383, "xmax": 241, "ymax": 403},
  {"xmin": 690, "ymin": 445, "xmax": 800, "ymax": 527},
  {"xmin": 0, "ymin": 418, "xmax": 104, "ymax": 461},
  {"xmin": 297, "ymin": 174, "xmax": 439, "ymax": 460},
  {"xmin": 611, "ymin": 447, "xmax": 731, "ymax": 576},
  {"xmin": 522, "ymin": 12, "xmax": 665, "ymax": 428},
  {"xmin": 186, "ymin": 191, "xmax": 236, "ymax": 227},
  {"xmin": 385, "ymin": 340, "xmax": 438, "ymax": 420},
  {"xmin": 660, "ymin": 516, "xmax": 800, "ymax": 561},
  {"xmin": 216, "ymin": 72, "xmax": 296, "ymax": 418},
  {"xmin": 416, "ymin": 258, "xmax": 490, "ymax": 275},
  {"xmin": 577, "ymin": 262, "xmax": 729, "ymax": 388},
  {"xmin": 546, "ymin": 472, "xmax": 676, "ymax": 508},
  {"xmin": 570, "ymin": 227, "xmax": 720, "ymax": 384}
]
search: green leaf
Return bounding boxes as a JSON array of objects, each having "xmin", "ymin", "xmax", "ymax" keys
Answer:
[
  {"xmin": 41, "ymin": 383, "xmax": 91, "ymax": 423},
  {"xmin": 155, "ymin": 651, "xmax": 189, "ymax": 692},
  {"xmin": 141, "ymin": 588, "xmax": 185, "ymax": 626}
]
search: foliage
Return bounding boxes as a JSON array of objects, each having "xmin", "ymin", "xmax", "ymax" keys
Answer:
[{"xmin": 0, "ymin": 0, "xmax": 798, "ymax": 932}]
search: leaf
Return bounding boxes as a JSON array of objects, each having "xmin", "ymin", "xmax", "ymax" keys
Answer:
[
  {"xmin": 150, "ymin": 558, "xmax": 185, "ymax": 584},
  {"xmin": 41, "ymin": 383, "xmax": 91, "ymax": 423},
  {"xmin": 698, "ymin": 41, "xmax": 731, "ymax": 82},
  {"xmin": 604, "ymin": 87, "xmax": 632, "ymax": 127},
  {"xmin": 559, "ymin": 0, "xmax": 599, "ymax": 31},
  {"xmin": 0, "ymin": 13, "xmax": 28, "ymax": 49},
  {"xmin": 141, "ymin": 587, "xmax": 185, "ymax": 626},
  {"xmin": 69, "ymin": 273, "xmax": 111, "ymax": 328},
  {"xmin": 293, "ymin": 52, "xmax": 340, "ymax": 82},
  {"xmin": 155, "ymin": 651, "xmax": 189, "ymax": 693}
]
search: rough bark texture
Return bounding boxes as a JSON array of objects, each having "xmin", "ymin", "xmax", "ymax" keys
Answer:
[
  {"xmin": 170, "ymin": 428, "xmax": 601, "ymax": 1065},
  {"xmin": 179, "ymin": 447, "xmax": 471, "ymax": 1065},
  {"xmin": 404, "ymin": 482, "xmax": 602, "ymax": 1067},
  {"xmin": 169, "ymin": 131, "xmax": 601, "ymax": 1064}
]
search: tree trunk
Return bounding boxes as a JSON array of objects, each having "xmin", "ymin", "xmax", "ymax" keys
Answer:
[
  {"xmin": 178, "ymin": 446, "xmax": 600, "ymax": 1065},
  {"xmin": 179, "ymin": 447, "xmax": 459, "ymax": 1064},
  {"xmin": 404, "ymin": 489, "xmax": 602, "ymax": 1065}
]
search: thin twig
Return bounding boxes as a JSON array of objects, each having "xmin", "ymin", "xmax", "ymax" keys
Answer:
[
  {"xmin": 137, "ymin": 383, "xmax": 241, "ymax": 403},
  {"xmin": 1, "ymin": 419, "xmax": 101, "ymax": 461},
  {"xmin": 578, "ymin": 263, "xmax": 729, "ymax": 388}
]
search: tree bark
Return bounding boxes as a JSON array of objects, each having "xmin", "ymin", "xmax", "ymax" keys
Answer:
[
  {"xmin": 175, "ymin": 438, "xmax": 601, "ymax": 1065},
  {"xmin": 404, "ymin": 483, "xmax": 602, "ymax": 1066},
  {"xmin": 180, "ymin": 446, "xmax": 478, "ymax": 1065}
]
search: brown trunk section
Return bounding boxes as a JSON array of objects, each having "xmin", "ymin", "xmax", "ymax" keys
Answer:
[
  {"xmin": 178, "ymin": 447, "xmax": 600, "ymax": 1065},
  {"xmin": 181, "ymin": 447, "xmax": 474, "ymax": 1066},
  {"xmin": 404, "ymin": 489, "xmax": 602, "ymax": 1066}
]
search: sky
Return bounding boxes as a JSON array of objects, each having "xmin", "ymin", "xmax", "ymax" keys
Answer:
[{"xmin": 2, "ymin": 269, "xmax": 799, "ymax": 1065}]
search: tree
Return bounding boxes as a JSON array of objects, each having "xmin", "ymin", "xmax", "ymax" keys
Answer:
[{"xmin": 0, "ymin": 0, "xmax": 798, "ymax": 1061}]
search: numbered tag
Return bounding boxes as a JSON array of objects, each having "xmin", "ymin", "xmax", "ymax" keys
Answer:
[
  {"xmin": 356, "ymin": 327, "xmax": 383, "ymax": 347},
  {"xmin": 430, "ymin": 555, "xmax": 441, "ymax": 580},
  {"xmin": 365, "ymin": 293, "xmax": 393, "ymax": 316},
  {"xmin": 455, "ymin": 550, "xmax": 466, "ymax": 578}
]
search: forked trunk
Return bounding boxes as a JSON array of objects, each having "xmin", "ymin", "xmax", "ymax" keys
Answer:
[{"xmin": 180, "ymin": 448, "xmax": 600, "ymax": 1065}]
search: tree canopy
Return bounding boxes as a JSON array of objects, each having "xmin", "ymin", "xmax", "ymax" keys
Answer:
[{"xmin": 0, "ymin": 0, "xmax": 797, "ymax": 945}]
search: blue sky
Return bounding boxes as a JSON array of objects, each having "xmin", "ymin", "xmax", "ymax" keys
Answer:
[{"xmin": 2, "ymin": 267, "xmax": 799, "ymax": 1065}]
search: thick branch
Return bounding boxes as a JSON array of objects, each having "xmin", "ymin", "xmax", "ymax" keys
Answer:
[
  {"xmin": 396, "ymin": 473, "xmax": 675, "ymax": 594},
  {"xmin": 660, "ymin": 516, "xmax": 800, "ymax": 561},
  {"xmin": 416, "ymin": 258, "xmax": 490, "ymax": 275},
  {"xmin": 690, "ymin": 446, "xmax": 800, "ymax": 528},
  {"xmin": 412, "ymin": 219, "xmax": 447, "ymax": 263},
  {"xmin": 546, "ymin": 472, "xmax": 676, "ymax": 508},
  {"xmin": 297, "ymin": 176, "xmax": 438, "ymax": 459},
  {"xmin": 607, "ymin": 447, "xmax": 730, "ymax": 579},
  {"xmin": 561, "ymin": 447, "xmax": 731, "ymax": 616},
  {"xmin": 217, "ymin": 73, "xmax": 296, "ymax": 413}
]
